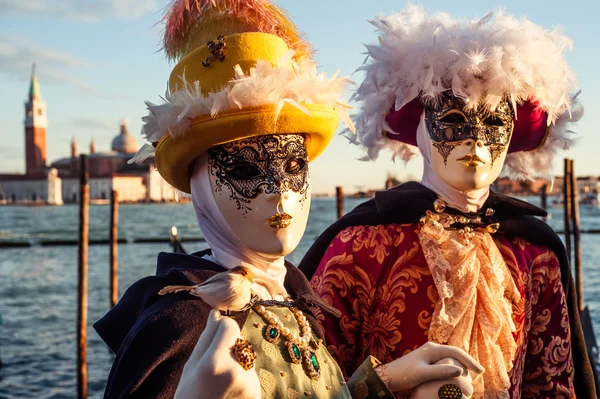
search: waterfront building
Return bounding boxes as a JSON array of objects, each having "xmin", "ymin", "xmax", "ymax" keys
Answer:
[{"xmin": 0, "ymin": 65, "xmax": 176, "ymax": 204}]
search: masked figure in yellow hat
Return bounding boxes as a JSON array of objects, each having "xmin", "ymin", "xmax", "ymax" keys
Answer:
[{"xmin": 94, "ymin": 1, "xmax": 487, "ymax": 398}]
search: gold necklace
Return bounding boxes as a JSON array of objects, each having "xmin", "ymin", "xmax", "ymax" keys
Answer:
[{"xmin": 253, "ymin": 304, "xmax": 322, "ymax": 379}]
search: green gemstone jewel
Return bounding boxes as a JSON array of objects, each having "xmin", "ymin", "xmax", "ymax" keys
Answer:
[
  {"xmin": 292, "ymin": 344, "xmax": 301, "ymax": 359},
  {"xmin": 264, "ymin": 324, "xmax": 280, "ymax": 343},
  {"xmin": 286, "ymin": 341, "xmax": 302, "ymax": 364},
  {"xmin": 310, "ymin": 352, "xmax": 319, "ymax": 371},
  {"xmin": 303, "ymin": 350, "xmax": 321, "ymax": 379},
  {"xmin": 309, "ymin": 332, "xmax": 320, "ymax": 350}
]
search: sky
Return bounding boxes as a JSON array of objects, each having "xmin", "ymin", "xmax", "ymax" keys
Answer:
[{"xmin": 0, "ymin": 0, "xmax": 598, "ymax": 194}]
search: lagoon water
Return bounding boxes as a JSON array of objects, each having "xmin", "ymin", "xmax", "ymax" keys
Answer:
[{"xmin": 1, "ymin": 197, "xmax": 600, "ymax": 398}]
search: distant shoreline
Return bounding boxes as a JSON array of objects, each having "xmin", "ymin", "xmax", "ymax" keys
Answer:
[{"xmin": 0, "ymin": 192, "xmax": 558, "ymax": 205}]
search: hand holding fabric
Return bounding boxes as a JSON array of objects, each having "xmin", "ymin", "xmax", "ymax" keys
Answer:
[
  {"xmin": 408, "ymin": 358, "xmax": 474, "ymax": 399},
  {"xmin": 376, "ymin": 342, "xmax": 484, "ymax": 394},
  {"xmin": 174, "ymin": 309, "xmax": 261, "ymax": 399}
]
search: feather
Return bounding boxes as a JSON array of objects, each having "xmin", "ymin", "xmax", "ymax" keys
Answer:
[
  {"xmin": 128, "ymin": 143, "xmax": 156, "ymax": 164},
  {"xmin": 282, "ymin": 98, "xmax": 311, "ymax": 116},
  {"xmin": 176, "ymin": 103, "xmax": 192, "ymax": 124},
  {"xmin": 158, "ymin": 285, "xmax": 195, "ymax": 295},
  {"xmin": 349, "ymin": 5, "xmax": 578, "ymax": 179},
  {"xmin": 162, "ymin": 0, "xmax": 312, "ymax": 61},
  {"xmin": 273, "ymin": 99, "xmax": 286, "ymax": 131},
  {"xmin": 130, "ymin": 49, "xmax": 353, "ymax": 164},
  {"xmin": 336, "ymin": 106, "xmax": 356, "ymax": 134},
  {"xmin": 476, "ymin": 12, "xmax": 494, "ymax": 27}
]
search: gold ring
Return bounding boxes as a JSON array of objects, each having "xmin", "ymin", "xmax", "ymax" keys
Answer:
[
  {"xmin": 438, "ymin": 384, "xmax": 463, "ymax": 399},
  {"xmin": 232, "ymin": 338, "xmax": 256, "ymax": 370}
]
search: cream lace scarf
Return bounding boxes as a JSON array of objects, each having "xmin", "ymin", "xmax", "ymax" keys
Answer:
[{"xmin": 417, "ymin": 209, "xmax": 522, "ymax": 399}]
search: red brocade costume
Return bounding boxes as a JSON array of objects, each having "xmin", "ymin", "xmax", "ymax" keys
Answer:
[
  {"xmin": 299, "ymin": 182, "xmax": 596, "ymax": 398},
  {"xmin": 311, "ymin": 224, "xmax": 574, "ymax": 397}
]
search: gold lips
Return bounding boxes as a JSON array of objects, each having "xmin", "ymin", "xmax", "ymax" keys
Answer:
[
  {"xmin": 265, "ymin": 213, "xmax": 293, "ymax": 229},
  {"xmin": 457, "ymin": 154, "xmax": 485, "ymax": 167}
]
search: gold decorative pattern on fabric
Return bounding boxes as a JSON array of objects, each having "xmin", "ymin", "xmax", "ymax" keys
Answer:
[
  {"xmin": 290, "ymin": 361, "xmax": 304, "ymax": 377},
  {"xmin": 258, "ymin": 368, "xmax": 276, "ymax": 396},
  {"xmin": 347, "ymin": 356, "xmax": 395, "ymax": 399},
  {"xmin": 287, "ymin": 388, "xmax": 301, "ymax": 399},
  {"xmin": 311, "ymin": 377, "xmax": 327, "ymax": 398},
  {"xmin": 522, "ymin": 256, "xmax": 575, "ymax": 396},
  {"xmin": 310, "ymin": 224, "xmax": 430, "ymax": 370},
  {"xmin": 417, "ymin": 212, "xmax": 522, "ymax": 398},
  {"xmin": 353, "ymin": 380, "xmax": 369, "ymax": 399},
  {"xmin": 261, "ymin": 339, "xmax": 279, "ymax": 361},
  {"xmin": 349, "ymin": 224, "xmax": 403, "ymax": 264}
]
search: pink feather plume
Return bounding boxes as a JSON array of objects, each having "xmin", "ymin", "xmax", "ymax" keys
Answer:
[{"xmin": 162, "ymin": 0, "xmax": 311, "ymax": 60}]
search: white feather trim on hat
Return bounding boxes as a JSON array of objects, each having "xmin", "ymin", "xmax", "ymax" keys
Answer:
[
  {"xmin": 350, "ymin": 5, "xmax": 580, "ymax": 180},
  {"xmin": 129, "ymin": 49, "xmax": 354, "ymax": 164}
]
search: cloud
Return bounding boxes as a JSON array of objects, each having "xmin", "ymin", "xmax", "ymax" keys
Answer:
[
  {"xmin": 0, "ymin": 0, "xmax": 159, "ymax": 21},
  {"xmin": 0, "ymin": 33, "xmax": 119, "ymax": 98},
  {"xmin": 72, "ymin": 117, "xmax": 116, "ymax": 130}
]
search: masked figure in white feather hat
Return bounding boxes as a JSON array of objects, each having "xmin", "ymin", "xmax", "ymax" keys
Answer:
[{"xmin": 300, "ymin": 6, "xmax": 595, "ymax": 399}]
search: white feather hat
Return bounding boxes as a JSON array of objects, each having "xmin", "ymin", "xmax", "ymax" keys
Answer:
[{"xmin": 350, "ymin": 5, "xmax": 582, "ymax": 180}]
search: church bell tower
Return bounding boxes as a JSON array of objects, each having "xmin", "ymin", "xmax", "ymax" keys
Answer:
[{"xmin": 24, "ymin": 64, "xmax": 48, "ymax": 175}]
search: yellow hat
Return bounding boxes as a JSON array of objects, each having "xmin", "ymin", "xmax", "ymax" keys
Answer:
[{"xmin": 131, "ymin": 0, "xmax": 354, "ymax": 193}]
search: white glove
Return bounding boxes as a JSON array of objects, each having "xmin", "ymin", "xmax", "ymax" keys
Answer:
[
  {"xmin": 409, "ymin": 358, "xmax": 474, "ymax": 399},
  {"xmin": 376, "ymin": 342, "xmax": 484, "ymax": 394},
  {"xmin": 175, "ymin": 310, "xmax": 261, "ymax": 399}
]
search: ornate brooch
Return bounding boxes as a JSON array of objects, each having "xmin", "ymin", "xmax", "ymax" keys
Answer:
[
  {"xmin": 202, "ymin": 35, "xmax": 226, "ymax": 67},
  {"xmin": 232, "ymin": 338, "xmax": 257, "ymax": 370}
]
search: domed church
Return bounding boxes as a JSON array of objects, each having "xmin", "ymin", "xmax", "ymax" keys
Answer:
[
  {"xmin": 0, "ymin": 66, "xmax": 176, "ymax": 204},
  {"xmin": 50, "ymin": 119, "xmax": 176, "ymax": 204},
  {"xmin": 111, "ymin": 119, "xmax": 138, "ymax": 154}
]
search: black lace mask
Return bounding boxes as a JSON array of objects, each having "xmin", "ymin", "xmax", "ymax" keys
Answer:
[
  {"xmin": 208, "ymin": 134, "xmax": 309, "ymax": 212},
  {"xmin": 424, "ymin": 94, "xmax": 515, "ymax": 164}
]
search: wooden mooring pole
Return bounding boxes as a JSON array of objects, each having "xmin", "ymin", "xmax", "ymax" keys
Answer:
[
  {"xmin": 563, "ymin": 159, "xmax": 572, "ymax": 264},
  {"xmin": 540, "ymin": 184, "xmax": 548, "ymax": 211},
  {"xmin": 569, "ymin": 160, "xmax": 584, "ymax": 311},
  {"xmin": 110, "ymin": 190, "xmax": 119, "ymax": 308},
  {"xmin": 336, "ymin": 187, "xmax": 344, "ymax": 219},
  {"xmin": 77, "ymin": 154, "xmax": 89, "ymax": 399}
]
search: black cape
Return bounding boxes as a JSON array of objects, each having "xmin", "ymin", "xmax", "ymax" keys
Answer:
[
  {"xmin": 94, "ymin": 249, "xmax": 340, "ymax": 399},
  {"xmin": 299, "ymin": 181, "xmax": 596, "ymax": 398}
]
